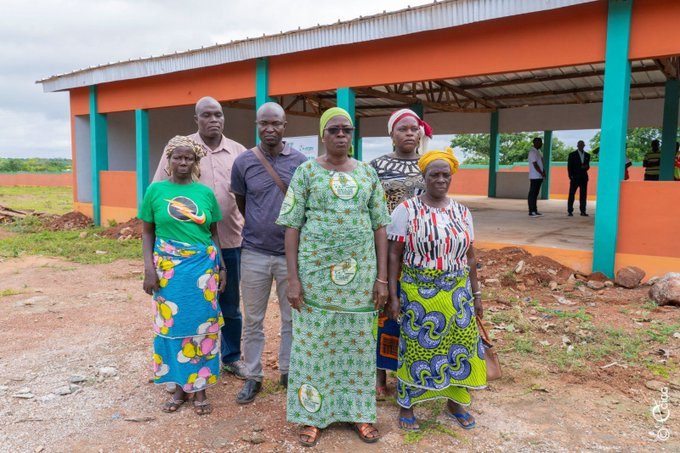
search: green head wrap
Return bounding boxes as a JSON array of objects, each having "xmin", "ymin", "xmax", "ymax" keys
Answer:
[{"xmin": 320, "ymin": 107, "xmax": 354, "ymax": 156}]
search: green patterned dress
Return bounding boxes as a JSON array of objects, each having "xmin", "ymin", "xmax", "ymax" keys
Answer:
[{"xmin": 276, "ymin": 159, "xmax": 391, "ymax": 428}]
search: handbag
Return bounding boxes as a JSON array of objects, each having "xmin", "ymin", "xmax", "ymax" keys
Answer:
[
  {"xmin": 476, "ymin": 316, "xmax": 502, "ymax": 381},
  {"xmin": 252, "ymin": 145, "xmax": 288, "ymax": 194}
]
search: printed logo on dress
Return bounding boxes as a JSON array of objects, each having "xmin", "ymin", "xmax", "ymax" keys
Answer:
[
  {"xmin": 329, "ymin": 173, "xmax": 359, "ymax": 200},
  {"xmin": 298, "ymin": 383, "xmax": 323, "ymax": 413},
  {"xmin": 165, "ymin": 197, "xmax": 206, "ymax": 224},
  {"xmin": 330, "ymin": 258, "xmax": 357, "ymax": 286}
]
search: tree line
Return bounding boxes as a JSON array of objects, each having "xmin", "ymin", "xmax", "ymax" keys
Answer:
[
  {"xmin": 0, "ymin": 158, "xmax": 72, "ymax": 173},
  {"xmin": 450, "ymin": 127, "xmax": 669, "ymax": 165}
]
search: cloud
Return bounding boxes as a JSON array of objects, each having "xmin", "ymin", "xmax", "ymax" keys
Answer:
[{"xmin": 0, "ymin": 0, "xmax": 419, "ymax": 158}]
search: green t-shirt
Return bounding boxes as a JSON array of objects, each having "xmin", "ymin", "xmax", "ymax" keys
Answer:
[{"xmin": 140, "ymin": 180, "xmax": 222, "ymax": 245}]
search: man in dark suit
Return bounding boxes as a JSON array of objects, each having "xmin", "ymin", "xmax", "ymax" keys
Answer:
[{"xmin": 567, "ymin": 140, "xmax": 590, "ymax": 217}]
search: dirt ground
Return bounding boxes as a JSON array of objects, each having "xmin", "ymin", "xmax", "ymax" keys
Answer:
[{"xmin": 1, "ymin": 252, "xmax": 679, "ymax": 453}]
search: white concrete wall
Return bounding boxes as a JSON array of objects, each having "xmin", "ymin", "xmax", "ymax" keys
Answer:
[
  {"xmin": 74, "ymin": 115, "xmax": 91, "ymax": 203},
  {"xmin": 107, "ymin": 111, "xmax": 135, "ymax": 171}
]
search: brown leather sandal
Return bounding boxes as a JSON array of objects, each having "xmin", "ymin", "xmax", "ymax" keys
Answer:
[
  {"xmin": 352, "ymin": 423, "xmax": 381, "ymax": 443},
  {"xmin": 299, "ymin": 425, "xmax": 321, "ymax": 447}
]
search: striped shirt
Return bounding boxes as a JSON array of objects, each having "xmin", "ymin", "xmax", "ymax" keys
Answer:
[
  {"xmin": 644, "ymin": 150, "xmax": 661, "ymax": 176},
  {"xmin": 387, "ymin": 196, "xmax": 474, "ymax": 272}
]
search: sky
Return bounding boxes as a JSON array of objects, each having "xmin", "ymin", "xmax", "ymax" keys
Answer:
[{"xmin": 0, "ymin": 0, "xmax": 596, "ymax": 160}]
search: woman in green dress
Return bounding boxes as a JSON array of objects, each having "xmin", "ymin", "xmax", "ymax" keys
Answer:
[{"xmin": 277, "ymin": 107, "xmax": 391, "ymax": 447}]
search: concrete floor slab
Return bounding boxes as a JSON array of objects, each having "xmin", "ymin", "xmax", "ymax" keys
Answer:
[{"xmin": 455, "ymin": 196, "xmax": 596, "ymax": 252}]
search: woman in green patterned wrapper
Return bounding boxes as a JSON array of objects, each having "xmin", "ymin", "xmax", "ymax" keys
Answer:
[
  {"xmin": 277, "ymin": 107, "xmax": 391, "ymax": 447},
  {"xmin": 385, "ymin": 148, "xmax": 486, "ymax": 432}
]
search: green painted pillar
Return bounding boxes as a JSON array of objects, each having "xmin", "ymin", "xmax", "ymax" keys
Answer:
[
  {"xmin": 487, "ymin": 112, "xmax": 500, "ymax": 197},
  {"xmin": 135, "ymin": 109, "xmax": 149, "ymax": 216},
  {"xmin": 660, "ymin": 79, "xmax": 679, "ymax": 181},
  {"xmin": 541, "ymin": 130, "xmax": 553, "ymax": 200},
  {"xmin": 255, "ymin": 57, "xmax": 274, "ymax": 144},
  {"xmin": 337, "ymin": 87, "xmax": 359, "ymax": 159},
  {"xmin": 89, "ymin": 85, "xmax": 108, "ymax": 226},
  {"xmin": 409, "ymin": 102, "xmax": 424, "ymax": 119},
  {"xmin": 593, "ymin": 0, "xmax": 633, "ymax": 277}
]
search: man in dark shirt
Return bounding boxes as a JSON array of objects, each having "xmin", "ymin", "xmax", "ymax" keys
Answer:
[
  {"xmin": 643, "ymin": 139, "xmax": 661, "ymax": 181},
  {"xmin": 567, "ymin": 140, "xmax": 591, "ymax": 216},
  {"xmin": 230, "ymin": 102, "xmax": 308, "ymax": 404}
]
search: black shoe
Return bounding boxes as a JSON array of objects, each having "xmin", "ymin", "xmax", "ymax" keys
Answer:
[
  {"xmin": 534, "ymin": 212, "xmax": 543, "ymax": 216},
  {"xmin": 236, "ymin": 379, "xmax": 262, "ymax": 404},
  {"xmin": 568, "ymin": 212, "xmax": 573, "ymax": 217},
  {"xmin": 280, "ymin": 373, "xmax": 289, "ymax": 388},
  {"xmin": 580, "ymin": 213, "xmax": 589, "ymax": 217}
]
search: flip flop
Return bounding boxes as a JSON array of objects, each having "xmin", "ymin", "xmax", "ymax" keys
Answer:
[
  {"xmin": 299, "ymin": 425, "xmax": 321, "ymax": 447},
  {"xmin": 447, "ymin": 411, "xmax": 476, "ymax": 430},
  {"xmin": 398, "ymin": 416, "xmax": 420, "ymax": 431},
  {"xmin": 352, "ymin": 423, "xmax": 381, "ymax": 443}
]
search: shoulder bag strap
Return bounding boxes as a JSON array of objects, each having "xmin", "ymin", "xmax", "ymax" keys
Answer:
[{"xmin": 251, "ymin": 145, "xmax": 288, "ymax": 194}]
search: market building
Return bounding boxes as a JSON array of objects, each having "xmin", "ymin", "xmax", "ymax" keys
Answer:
[{"xmin": 38, "ymin": 0, "xmax": 680, "ymax": 277}]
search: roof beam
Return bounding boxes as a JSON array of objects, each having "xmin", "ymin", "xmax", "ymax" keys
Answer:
[
  {"xmin": 435, "ymin": 79, "xmax": 496, "ymax": 108},
  {"xmin": 488, "ymin": 81, "xmax": 664, "ymax": 101},
  {"xmin": 654, "ymin": 57, "xmax": 679, "ymax": 80},
  {"xmin": 356, "ymin": 87, "xmax": 494, "ymax": 113},
  {"xmin": 457, "ymin": 65, "xmax": 652, "ymax": 91}
]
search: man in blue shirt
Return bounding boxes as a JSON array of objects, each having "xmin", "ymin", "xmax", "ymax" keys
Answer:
[{"xmin": 231, "ymin": 102, "xmax": 308, "ymax": 403}]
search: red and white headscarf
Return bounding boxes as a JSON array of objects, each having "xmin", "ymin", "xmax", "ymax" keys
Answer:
[{"xmin": 387, "ymin": 108, "xmax": 433, "ymax": 154}]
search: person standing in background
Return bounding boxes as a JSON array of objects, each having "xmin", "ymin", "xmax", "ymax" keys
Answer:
[
  {"xmin": 527, "ymin": 137, "xmax": 546, "ymax": 217},
  {"xmin": 643, "ymin": 139, "xmax": 661, "ymax": 181},
  {"xmin": 567, "ymin": 140, "xmax": 590, "ymax": 217}
]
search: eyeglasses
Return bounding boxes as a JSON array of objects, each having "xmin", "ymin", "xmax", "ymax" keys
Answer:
[{"xmin": 324, "ymin": 126, "xmax": 355, "ymax": 136}]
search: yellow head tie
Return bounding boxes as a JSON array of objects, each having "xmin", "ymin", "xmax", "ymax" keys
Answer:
[{"xmin": 418, "ymin": 148, "xmax": 460, "ymax": 175}]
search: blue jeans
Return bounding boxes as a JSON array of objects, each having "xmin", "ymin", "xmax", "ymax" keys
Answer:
[{"xmin": 220, "ymin": 247, "xmax": 242, "ymax": 364}]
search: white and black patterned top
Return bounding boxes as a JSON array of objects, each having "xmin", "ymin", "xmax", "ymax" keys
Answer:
[
  {"xmin": 387, "ymin": 196, "xmax": 474, "ymax": 272},
  {"xmin": 370, "ymin": 155, "xmax": 425, "ymax": 213}
]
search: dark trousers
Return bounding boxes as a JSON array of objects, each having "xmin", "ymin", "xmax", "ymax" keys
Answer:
[
  {"xmin": 644, "ymin": 174, "xmax": 659, "ymax": 181},
  {"xmin": 527, "ymin": 178, "xmax": 543, "ymax": 214},
  {"xmin": 219, "ymin": 247, "xmax": 242, "ymax": 364},
  {"xmin": 567, "ymin": 178, "xmax": 588, "ymax": 214}
]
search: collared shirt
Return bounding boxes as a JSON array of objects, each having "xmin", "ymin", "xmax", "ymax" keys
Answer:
[
  {"xmin": 230, "ymin": 143, "xmax": 308, "ymax": 255},
  {"xmin": 152, "ymin": 132, "xmax": 246, "ymax": 249},
  {"xmin": 527, "ymin": 147, "xmax": 544, "ymax": 179},
  {"xmin": 577, "ymin": 149, "xmax": 585, "ymax": 164}
]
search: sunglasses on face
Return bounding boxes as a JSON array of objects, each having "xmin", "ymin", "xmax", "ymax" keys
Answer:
[{"xmin": 324, "ymin": 126, "xmax": 355, "ymax": 136}]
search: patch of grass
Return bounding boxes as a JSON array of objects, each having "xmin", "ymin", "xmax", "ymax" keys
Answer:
[
  {"xmin": 644, "ymin": 322, "xmax": 680, "ymax": 344},
  {"xmin": 0, "ymin": 186, "xmax": 72, "ymax": 215},
  {"xmin": 0, "ymin": 289, "xmax": 23, "ymax": 297},
  {"xmin": 4, "ymin": 214, "xmax": 47, "ymax": 233},
  {"xmin": 259, "ymin": 378, "xmax": 286, "ymax": 396},
  {"xmin": 0, "ymin": 229, "xmax": 141, "ymax": 264},
  {"xmin": 647, "ymin": 363, "xmax": 676, "ymax": 379},
  {"xmin": 641, "ymin": 299, "xmax": 658, "ymax": 311},
  {"xmin": 514, "ymin": 337, "xmax": 534, "ymax": 354}
]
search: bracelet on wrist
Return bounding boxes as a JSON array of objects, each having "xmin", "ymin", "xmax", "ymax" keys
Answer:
[
  {"xmin": 473, "ymin": 290, "xmax": 482, "ymax": 296},
  {"xmin": 375, "ymin": 278, "xmax": 388, "ymax": 284}
]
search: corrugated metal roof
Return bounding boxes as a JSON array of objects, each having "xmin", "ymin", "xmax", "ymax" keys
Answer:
[
  {"xmin": 270, "ymin": 60, "xmax": 669, "ymax": 118},
  {"xmin": 37, "ymin": 0, "xmax": 597, "ymax": 92}
]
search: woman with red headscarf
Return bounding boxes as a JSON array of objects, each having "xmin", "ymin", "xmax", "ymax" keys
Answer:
[{"xmin": 370, "ymin": 109, "xmax": 433, "ymax": 401}]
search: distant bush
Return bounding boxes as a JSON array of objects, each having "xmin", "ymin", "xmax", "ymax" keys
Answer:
[{"xmin": 0, "ymin": 158, "xmax": 72, "ymax": 173}]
